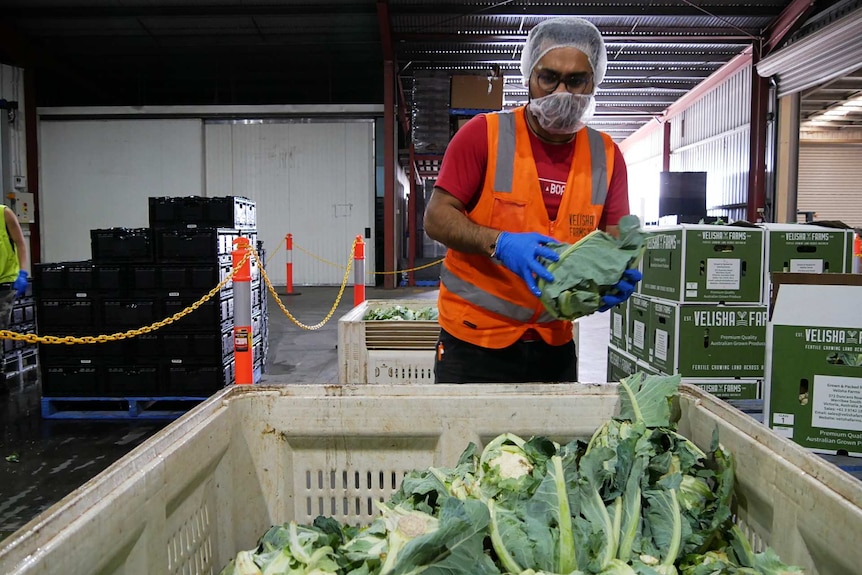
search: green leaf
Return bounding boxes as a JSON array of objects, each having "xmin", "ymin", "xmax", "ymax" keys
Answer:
[{"xmin": 618, "ymin": 373, "xmax": 681, "ymax": 428}]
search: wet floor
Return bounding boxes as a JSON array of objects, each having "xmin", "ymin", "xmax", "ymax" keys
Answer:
[
  {"xmin": 0, "ymin": 379, "xmax": 167, "ymax": 539},
  {"xmin": 0, "ymin": 286, "xmax": 439, "ymax": 540}
]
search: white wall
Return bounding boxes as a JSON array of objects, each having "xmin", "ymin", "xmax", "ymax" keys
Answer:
[
  {"xmin": 620, "ymin": 128, "xmax": 663, "ymax": 225},
  {"xmin": 39, "ymin": 119, "xmax": 204, "ymax": 262},
  {"xmin": 621, "ymin": 64, "xmax": 755, "ymax": 224},
  {"xmin": 204, "ymin": 120, "xmax": 375, "ymax": 286},
  {"xmin": 798, "ymin": 143, "xmax": 862, "ymax": 227}
]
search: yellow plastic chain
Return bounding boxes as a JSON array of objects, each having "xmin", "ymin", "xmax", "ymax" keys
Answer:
[
  {"xmin": 0, "ymin": 250, "xmax": 252, "ymax": 345},
  {"xmin": 292, "ymin": 240, "xmax": 442, "ymax": 275},
  {"xmin": 252, "ymin": 237, "xmax": 355, "ymax": 330}
]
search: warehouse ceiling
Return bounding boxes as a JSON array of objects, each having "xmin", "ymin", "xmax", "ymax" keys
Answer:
[{"xmin": 0, "ymin": 0, "xmax": 851, "ymax": 146}]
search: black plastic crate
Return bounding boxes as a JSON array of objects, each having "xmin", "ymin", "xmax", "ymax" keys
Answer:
[
  {"xmin": 103, "ymin": 364, "xmax": 162, "ymax": 396},
  {"xmin": 149, "ymin": 196, "xmax": 256, "ymax": 230},
  {"xmin": 163, "ymin": 360, "xmax": 232, "ymax": 396},
  {"xmin": 95, "ymin": 264, "xmax": 159, "ymax": 293},
  {"xmin": 160, "ymin": 262, "xmax": 233, "ymax": 293},
  {"xmin": 32, "ymin": 262, "xmax": 96, "ymax": 297},
  {"xmin": 40, "ymin": 363, "xmax": 102, "ymax": 397},
  {"xmin": 101, "ymin": 298, "xmax": 159, "ymax": 328},
  {"xmin": 162, "ymin": 296, "xmax": 232, "ymax": 330},
  {"xmin": 37, "ymin": 298, "xmax": 97, "ymax": 329},
  {"xmin": 161, "ymin": 331, "xmax": 232, "ymax": 362},
  {"xmin": 101, "ymin": 334, "xmax": 162, "ymax": 357},
  {"xmin": 91, "ymin": 228, "xmax": 154, "ymax": 263},
  {"xmin": 155, "ymin": 228, "xmax": 236, "ymax": 262},
  {"xmin": 39, "ymin": 341, "xmax": 99, "ymax": 364}
]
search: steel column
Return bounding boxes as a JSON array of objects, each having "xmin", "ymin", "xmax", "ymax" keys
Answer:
[
  {"xmin": 378, "ymin": 0, "xmax": 397, "ymax": 289},
  {"xmin": 662, "ymin": 121, "xmax": 671, "ymax": 172},
  {"xmin": 747, "ymin": 44, "xmax": 770, "ymax": 223}
]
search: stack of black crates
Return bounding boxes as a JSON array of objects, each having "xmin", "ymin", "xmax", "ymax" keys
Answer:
[
  {"xmin": 2, "ymin": 282, "xmax": 39, "ymax": 386},
  {"xmin": 35, "ymin": 196, "xmax": 267, "ymax": 399}
]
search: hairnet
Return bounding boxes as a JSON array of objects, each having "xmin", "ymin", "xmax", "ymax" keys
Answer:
[{"xmin": 520, "ymin": 17, "xmax": 607, "ymax": 89}]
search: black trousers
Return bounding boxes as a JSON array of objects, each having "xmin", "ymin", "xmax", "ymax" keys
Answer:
[{"xmin": 433, "ymin": 328, "xmax": 577, "ymax": 384}]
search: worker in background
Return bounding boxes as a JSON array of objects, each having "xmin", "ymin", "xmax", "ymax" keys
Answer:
[
  {"xmin": 423, "ymin": 17, "xmax": 640, "ymax": 383},
  {"xmin": 0, "ymin": 204, "xmax": 29, "ymax": 329}
]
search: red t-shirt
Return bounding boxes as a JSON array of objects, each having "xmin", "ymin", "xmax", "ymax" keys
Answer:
[{"xmin": 436, "ymin": 114, "xmax": 630, "ymax": 226}]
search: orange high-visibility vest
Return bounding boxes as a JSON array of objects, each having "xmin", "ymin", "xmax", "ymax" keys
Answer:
[{"xmin": 438, "ymin": 106, "xmax": 616, "ymax": 349}]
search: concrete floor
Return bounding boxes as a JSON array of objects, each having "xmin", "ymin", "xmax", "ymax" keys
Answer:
[{"xmin": 0, "ymin": 285, "xmax": 613, "ymax": 540}]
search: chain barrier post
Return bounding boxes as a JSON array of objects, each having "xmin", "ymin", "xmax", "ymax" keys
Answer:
[
  {"xmin": 232, "ymin": 237, "xmax": 254, "ymax": 385},
  {"xmin": 353, "ymin": 234, "xmax": 365, "ymax": 307},
  {"xmin": 284, "ymin": 233, "xmax": 301, "ymax": 295}
]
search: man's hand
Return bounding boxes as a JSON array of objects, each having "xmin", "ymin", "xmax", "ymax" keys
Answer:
[
  {"xmin": 493, "ymin": 232, "xmax": 559, "ymax": 297},
  {"xmin": 13, "ymin": 270, "xmax": 28, "ymax": 298},
  {"xmin": 598, "ymin": 268, "xmax": 641, "ymax": 312}
]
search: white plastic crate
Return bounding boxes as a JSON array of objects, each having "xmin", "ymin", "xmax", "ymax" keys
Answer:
[
  {"xmin": 1, "ymin": 383, "xmax": 860, "ymax": 575},
  {"xmin": 366, "ymin": 350, "xmax": 435, "ymax": 384},
  {"xmin": 338, "ymin": 299, "xmax": 440, "ymax": 383},
  {"xmin": 338, "ymin": 299, "xmax": 581, "ymax": 384}
]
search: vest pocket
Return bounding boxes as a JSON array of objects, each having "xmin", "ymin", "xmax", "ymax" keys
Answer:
[{"xmin": 489, "ymin": 196, "xmax": 527, "ymax": 231}]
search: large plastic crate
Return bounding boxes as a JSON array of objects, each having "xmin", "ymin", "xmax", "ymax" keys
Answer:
[
  {"xmin": 1, "ymin": 384, "xmax": 860, "ymax": 575},
  {"xmin": 337, "ymin": 299, "xmax": 440, "ymax": 383}
]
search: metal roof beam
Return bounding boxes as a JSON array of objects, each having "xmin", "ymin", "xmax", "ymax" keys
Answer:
[
  {"xmin": 399, "ymin": 52, "xmax": 740, "ymax": 64},
  {"xmin": 390, "ymin": 4, "xmax": 783, "ymax": 17},
  {"xmin": 397, "ymin": 33, "xmax": 754, "ymax": 44},
  {"xmin": 762, "ymin": 0, "xmax": 819, "ymax": 54},
  {"xmin": 6, "ymin": 5, "xmax": 377, "ymax": 18}
]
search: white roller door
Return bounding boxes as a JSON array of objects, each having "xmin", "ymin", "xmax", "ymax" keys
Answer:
[
  {"xmin": 205, "ymin": 120, "xmax": 375, "ymax": 286},
  {"xmin": 38, "ymin": 118, "xmax": 203, "ymax": 262},
  {"xmin": 798, "ymin": 143, "xmax": 862, "ymax": 227}
]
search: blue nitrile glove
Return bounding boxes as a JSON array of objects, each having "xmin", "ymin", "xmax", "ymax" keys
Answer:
[
  {"xmin": 12, "ymin": 270, "xmax": 28, "ymax": 298},
  {"xmin": 493, "ymin": 231, "xmax": 559, "ymax": 297},
  {"xmin": 598, "ymin": 268, "xmax": 641, "ymax": 312}
]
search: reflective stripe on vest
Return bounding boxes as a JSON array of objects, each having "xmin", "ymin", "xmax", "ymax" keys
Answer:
[
  {"xmin": 493, "ymin": 111, "xmax": 609, "ymax": 206},
  {"xmin": 440, "ymin": 265, "xmax": 558, "ymax": 324}
]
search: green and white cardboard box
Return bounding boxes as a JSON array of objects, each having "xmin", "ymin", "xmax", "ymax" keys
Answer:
[
  {"xmin": 765, "ymin": 274, "xmax": 862, "ymax": 456},
  {"xmin": 627, "ymin": 294, "xmax": 650, "ymax": 362},
  {"xmin": 608, "ymin": 299, "xmax": 628, "ymax": 351},
  {"xmin": 679, "ymin": 378, "xmax": 762, "ymax": 400},
  {"xmin": 640, "ymin": 224, "xmax": 764, "ymax": 303},
  {"xmin": 647, "ymin": 299, "xmax": 767, "ymax": 378},
  {"xmin": 760, "ymin": 223, "xmax": 854, "ymax": 302},
  {"xmin": 607, "ymin": 344, "xmax": 637, "ymax": 382},
  {"xmin": 636, "ymin": 360, "xmax": 659, "ymax": 375}
]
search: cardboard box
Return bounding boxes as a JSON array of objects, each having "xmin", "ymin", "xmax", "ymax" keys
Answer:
[
  {"xmin": 648, "ymin": 301, "xmax": 767, "ymax": 378},
  {"xmin": 450, "ymin": 75, "xmax": 503, "ymax": 110},
  {"xmin": 681, "ymin": 378, "xmax": 762, "ymax": 400},
  {"xmin": 765, "ymin": 274, "xmax": 862, "ymax": 455},
  {"xmin": 608, "ymin": 299, "xmax": 628, "ymax": 351},
  {"xmin": 640, "ymin": 224, "xmax": 764, "ymax": 303},
  {"xmin": 760, "ymin": 223, "xmax": 854, "ymax": 302},
  {"xmin": 636, "ymin": 360, "xmax": 659, "ymax": 375},
  {"xmin": 628, "ymin": 294, "xmax": 650, "ymax": 362},
  {"xmin": 607, "ymin": 344, "xmax": 637, "ymax": 382}
]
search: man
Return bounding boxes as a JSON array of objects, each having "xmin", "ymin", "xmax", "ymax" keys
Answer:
[
  {"xmin": 0, "ymin": 204, "xmax": 29, "ymax": 329},
  {"xmin": 423, "ymin": 17, "xmax": 640, "ymax": 384}
]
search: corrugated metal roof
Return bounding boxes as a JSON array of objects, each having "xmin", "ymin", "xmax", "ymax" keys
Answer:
[{"xmin": 1, "ymin": 0, "xmax": 848, "ymax": 141}]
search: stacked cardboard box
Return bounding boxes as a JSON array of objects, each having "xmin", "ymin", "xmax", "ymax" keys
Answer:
[
  {"xmin": 608, "ymin": 224, "xmax": 766, "ymax": 399},
  {"xmin": 609, "ymin": 222, "xmax": 856, "ymax": 401},
  {"xmin": 765, "ymin": 273, "xmax": 862, "ymax": 455}
]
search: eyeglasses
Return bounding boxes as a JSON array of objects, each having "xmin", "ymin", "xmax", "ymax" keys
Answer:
[{"xmin": 533, "ymin": 69, "xmax": 593, "ymax": 94}]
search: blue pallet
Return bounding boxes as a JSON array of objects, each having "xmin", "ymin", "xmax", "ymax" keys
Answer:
[{"xmin": 41, "ymin": 396, "xmax": 208, "ymax": 420}]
